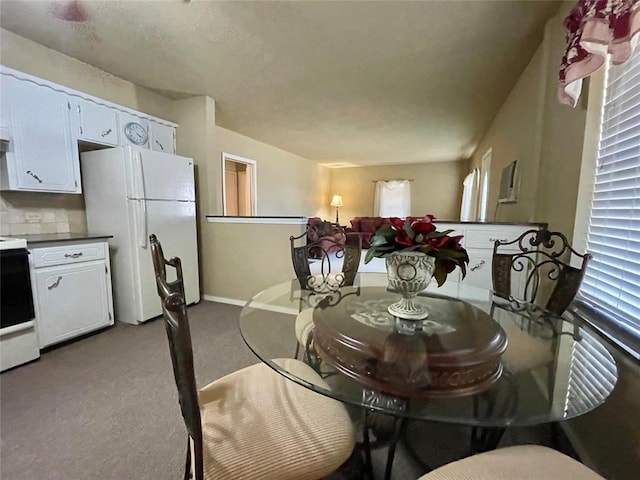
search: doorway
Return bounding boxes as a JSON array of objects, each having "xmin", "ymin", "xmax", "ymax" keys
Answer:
[{"xmin": 222, "ymin": 152, "xmax": 256, "ymax": 216}]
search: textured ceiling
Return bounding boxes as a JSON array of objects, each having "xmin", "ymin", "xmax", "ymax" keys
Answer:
[{"xmin": 0, "ymin": 0, "xmax": 561, "ymax": 166}]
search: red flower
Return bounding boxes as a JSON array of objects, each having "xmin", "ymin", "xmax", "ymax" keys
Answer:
[
  {"xmin": 412, "ymin": 221, "xmax": 436, "ymax": 236},
  {"xmin": 390, "ymin": 217, "xmax": 405, "ymax": 230},
  {"xmin": 395, "ymin": 230, "xmax": 414, "ymax": 247}
]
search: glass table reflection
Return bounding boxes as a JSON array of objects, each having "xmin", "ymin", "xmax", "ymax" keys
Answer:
[{"xmin": 239, "ymin": 275, "xmax": 617, "ymax": 475}]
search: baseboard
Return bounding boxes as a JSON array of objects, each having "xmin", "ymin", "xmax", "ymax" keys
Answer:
[
  {"xmin": 202, "ymin": 295, "xmax": 297, "ymax": 315},
  {"xmin": 202, "ymin": 294, "xmax": 245, "ymax": 306}
]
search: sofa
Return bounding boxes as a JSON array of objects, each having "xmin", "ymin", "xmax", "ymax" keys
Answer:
[
  {"xmin": 305, "ymin": 217, "xmax": 347, "ymax": 259},
  {"xmin": 345, "ymin": 217, "xmax": 392, "ymax": 249}
]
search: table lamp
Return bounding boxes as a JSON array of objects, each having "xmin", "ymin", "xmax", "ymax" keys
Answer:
[{"xmin": 330, "ymin": 194, "xmax": 343, "ymax": 224}]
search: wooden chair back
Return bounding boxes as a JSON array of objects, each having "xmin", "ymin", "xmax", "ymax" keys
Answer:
[
  {"xmin": 492, "ymin": 228, "xmax": 591, "ymax": 315},
  {"xmin": 149, "ymin": 234, "xmax": 203, "ymax": 480},
  {"xmin": 290, "ymin": 222, "xmax": 361, "ymax": 292}
]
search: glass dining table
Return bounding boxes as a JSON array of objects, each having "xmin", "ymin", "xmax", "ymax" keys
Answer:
[{"xmin": 239, "ymin": 274, "xmax": 618, "ymax": 479}]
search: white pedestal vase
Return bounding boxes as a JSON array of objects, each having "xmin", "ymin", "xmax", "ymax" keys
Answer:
[{"xmin": 385, "ymin": 251, "xmax": 436, "ymax": 320}]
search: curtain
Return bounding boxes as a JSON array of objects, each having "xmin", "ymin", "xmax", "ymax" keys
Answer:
[
  {"xmin": 559, "ymin": 0, "xmax": 640, "ymax": 107},
  {"xmin": 374, "ymin": 180, "xmax": 411, "ymax": 217},
  {"xmin": 460, "ymin": 169, "xmax": 479, "ymax": 221}
]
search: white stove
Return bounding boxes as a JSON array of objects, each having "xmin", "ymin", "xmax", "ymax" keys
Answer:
[
  {"xmin": 0, "ymin": 236, "xmax": 39, "ymax": 371},
  {"xmin": 0, "ymin": 236, "xmax": 27, "ymax": 250}
]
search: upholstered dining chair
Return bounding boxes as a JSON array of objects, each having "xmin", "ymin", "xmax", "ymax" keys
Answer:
[
  {"xmin": 491, "ymin": 228, "xmax": 591, "ymax": 316},
  {"xmin": 290, "ymin": 223, "xmax": 362, "ymax": 360},
  {"xmin": 149, "ymin": 234, "xmax": 355, "ymax": 480},
  {"xmin": 417, "ymin": 444, "xmax": 604, "ymax": 479}
]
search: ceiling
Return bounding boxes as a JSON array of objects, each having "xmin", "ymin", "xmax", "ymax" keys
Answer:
[{"xmin": 0, "ymin": 0, "xmax": 561, "ymax": 167}]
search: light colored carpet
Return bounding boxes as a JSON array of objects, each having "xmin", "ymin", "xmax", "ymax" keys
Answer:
[{"xmin": 0, "ymin": 301, "xmax": 554, "ymax": 480}]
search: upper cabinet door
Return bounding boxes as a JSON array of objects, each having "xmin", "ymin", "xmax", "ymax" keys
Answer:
[
  {"xmin": 75, "ymin": 98, "xmax": 119, "ymax": 146},
  {"xmin": 1, "ymin": 75, "xmax": 81, "ymax": 193},
  {"xmin": 150, "ymin": 121, "xmax": 175, "ymax": 154},
  {"xmin": 119, "ymin": 112, "xmax": 149, "ymax": 149}
]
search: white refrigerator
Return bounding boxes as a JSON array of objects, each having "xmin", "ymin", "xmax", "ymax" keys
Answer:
[{"xmin": 81, "ymin": 146, "xmax": 200, "ymax": 325}]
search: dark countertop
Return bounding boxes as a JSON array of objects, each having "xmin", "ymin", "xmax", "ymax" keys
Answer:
[
  {"xmin": 206, "ymin": 215, "xmax": 547, "ymax": 227},
  {"xmin": 437, "ymin": 220, "xmax": 548, "ymax": 226},
  {"xmin": 12, "ymin": 233, "xmax": 114, "ymax": 245}
]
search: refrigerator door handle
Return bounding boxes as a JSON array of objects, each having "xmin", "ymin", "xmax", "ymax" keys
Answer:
[
  {"xmin": 135, "ymin": 200, "xmax": 148, "ymax": 248},
  {"xmin": 133, "ymin": 152, "xmax": 146, "ymax": 200}
]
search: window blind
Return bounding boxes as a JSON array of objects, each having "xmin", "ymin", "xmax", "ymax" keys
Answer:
[
  {"xmin": 564, "ymin": 331, "xmax": 617, "ymax": 418},
  {"xmin": 580, "ymin": 50, "xmax": 640, "ymax": 340}
]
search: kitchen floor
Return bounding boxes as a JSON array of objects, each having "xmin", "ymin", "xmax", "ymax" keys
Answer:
[{"xmin": 0, "ymin": 301, "xmax": 556, "ymax": 480}]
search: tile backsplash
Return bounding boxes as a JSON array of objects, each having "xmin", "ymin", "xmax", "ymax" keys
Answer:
[{"xmin": 0, "ymin": 191, "xmax": 87, "ymax": 236}]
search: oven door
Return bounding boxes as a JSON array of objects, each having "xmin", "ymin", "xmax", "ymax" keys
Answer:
[{"xmin": 1, "ymin": 248, "xmax": 35, "ymax": 328}]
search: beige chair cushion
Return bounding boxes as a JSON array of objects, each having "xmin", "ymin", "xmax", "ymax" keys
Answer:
[
  {"xmin": 500, "ymin": 322, "xmax": 554, "ymax": 373},
  {"xmin": 417, "ymin": 445, "xmax": 604, "ymax": 480},
  {"xmin": 295, "ymin": 308, "xmax": 315, "ymax": 347},
  {"xmin": 195, "ymin": 359, "xmax": 355, "ymax": 480}
]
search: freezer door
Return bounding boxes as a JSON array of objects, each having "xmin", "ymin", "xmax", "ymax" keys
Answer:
[
  {"xmin": 132, "ymin": 199, "xmax": 200, "ymax": 323},
  {"xmin": 128, "ymin": 148, "xmax": 195, "ymax": 201}
]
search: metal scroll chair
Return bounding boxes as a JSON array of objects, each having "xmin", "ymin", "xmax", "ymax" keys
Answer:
[
  {"xmin": 290, "ymin": 222, "xmax": 362, "ymax": 360},
  {"xmin": 480, "ymin": 230, "xmax": 591, "ymax": 451},
  {"xmin": 491, "ymin": 228, "xmax": 591, "ymax": 316},
  {"xmin": 416, "ymin": 445, "xmax": 604, "ymax": 480},
  {"xmin": 149, "ymin": 234, "xmax": 355, "ymax": 480},
  {"xmin": 290, "ymin": 220, "xmax": 362, "ymax": 292}
]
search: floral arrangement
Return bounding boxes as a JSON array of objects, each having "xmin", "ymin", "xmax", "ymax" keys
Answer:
[{"xmin": 364, "ymin": 215, "xmax": 469, "ymax": 286}]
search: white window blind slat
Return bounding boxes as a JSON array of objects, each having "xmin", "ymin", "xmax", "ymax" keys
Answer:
[{"xmin": 582, "ymin": 51, "xmax": 640, "ymax": 341}]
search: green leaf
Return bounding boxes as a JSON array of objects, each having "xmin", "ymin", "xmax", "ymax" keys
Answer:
[
  {"xmin": 369, "ymin": 234, "xmax": 388, "ymax": 247},
  {"xmin": 433, "ymin": 262, "xmax": 447, "ymax": 287},
  {"xmin": 403, "ymin": 221, "xmax": 415, "ymax": 239},
  {"xmin": 364, "ymin": 248, "xmax": 378, "ymax": 264}
]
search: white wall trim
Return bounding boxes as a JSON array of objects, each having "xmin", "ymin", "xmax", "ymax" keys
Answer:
[
  {"xmin": 206, "ymin": 216, "xmax": 308, "ymax": 225},
  {"xmin": 202, "ymin": 294, "xmax": 297, "ymax": 315}
]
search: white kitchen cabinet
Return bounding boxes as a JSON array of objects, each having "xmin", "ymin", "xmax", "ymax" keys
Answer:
[
  {"xmin": 0, "ymin": 73, "xmax": 81, "ymax": 193},
  {"xmin": 30, "ymin": 240, "xmax": 114, "ymax": 348},
  {"xmin": 73, "ymin": 98, "xmax": 119, "ymax": 146},
  {"xmin": 455, "ymin": 224, "xmax": 537, "ymax": 301},
  {"xmin": 150, "ymin": 120, "xmax": 176, "ymax": 154}
]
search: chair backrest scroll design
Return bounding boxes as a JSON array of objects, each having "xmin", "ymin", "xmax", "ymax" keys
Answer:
[{"xmin": 492, "ymin": 228, "xmax": 591, "ymax": 315}]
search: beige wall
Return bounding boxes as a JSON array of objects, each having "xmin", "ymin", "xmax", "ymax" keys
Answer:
[
  {"xmin": 468, "ymin": 3, "xmax": 638, "ymax": 477},
  {"xmin": 468, "ymin": 46, "xmax": 546, "ymax": 224},
  {"xmin": 215, "ymin": 127, "xmax": 330, "ymax": 218},
  {"xmin": 0, "ymin": 28, "xmax": 175, "ymax": 121},
  {"xmin": 0, "ymin": 28, "xmax": 176, "ymax": 236},
  {"xmin": 206, "ymin": 222, "xmax": 306, "ymax": 301},
  {"xmin": 172, "ymin": 96, "xmax": 218, "ymax": 299},
  {"xmin": 329, "ymin": 161, "xmax": 467, "ymax": 224},
  {"xmin": 468, "ymin": 2, "xmax": 586, "ymax": 237}
]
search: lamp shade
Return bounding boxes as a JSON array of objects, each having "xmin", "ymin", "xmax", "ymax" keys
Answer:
[{"xmin": 330, "ymin": 194, "xmax": 344, "ymax": 207}]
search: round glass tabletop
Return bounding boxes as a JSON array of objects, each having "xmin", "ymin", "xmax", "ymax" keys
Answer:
[{"xmin": 239, "ymin": 276, "xmax": 617, "ymax": 427}]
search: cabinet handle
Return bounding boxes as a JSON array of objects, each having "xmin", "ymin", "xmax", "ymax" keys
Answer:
[
  {"xmin": 101, "ymin": 128, "xmax": 112, "ymax": 137},
  {"xmin": 26, "ymin": 170, "xmax": 43, "ymax": 183},
  {"xmin": 64, "ymin": 252, "xmax": 83, "ymax": 258},
  {"xmin": 155, "ymin": 140, "xmax": 164, "ymax": 151},
  {"xmin": 47, "ymin": 276, "xmax": 63, "ymax": 290},
  {"xmin": 489, "ymin": 237, "xmax": 508, "ymax": 243},
  {"xmin": 470, "ymin": 259, "xmax": 486, "ymax": 271}
]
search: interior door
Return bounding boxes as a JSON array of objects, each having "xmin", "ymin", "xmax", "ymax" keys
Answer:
[{"xmin": 134, "ymin": 199, "xmax": 199, "ymax": 322}]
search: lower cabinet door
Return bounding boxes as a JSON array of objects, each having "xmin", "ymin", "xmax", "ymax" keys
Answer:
[
  {"xmin": 459, "ymin": 249, "xmax": 494, "ymax": 301},
  {"xmin": 35, "ymin": 260, "xmax": 112, "ymax": 348},
  {"xmin": 461, "ymin": 248, "xmax": 528, "ymax": 302}
]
